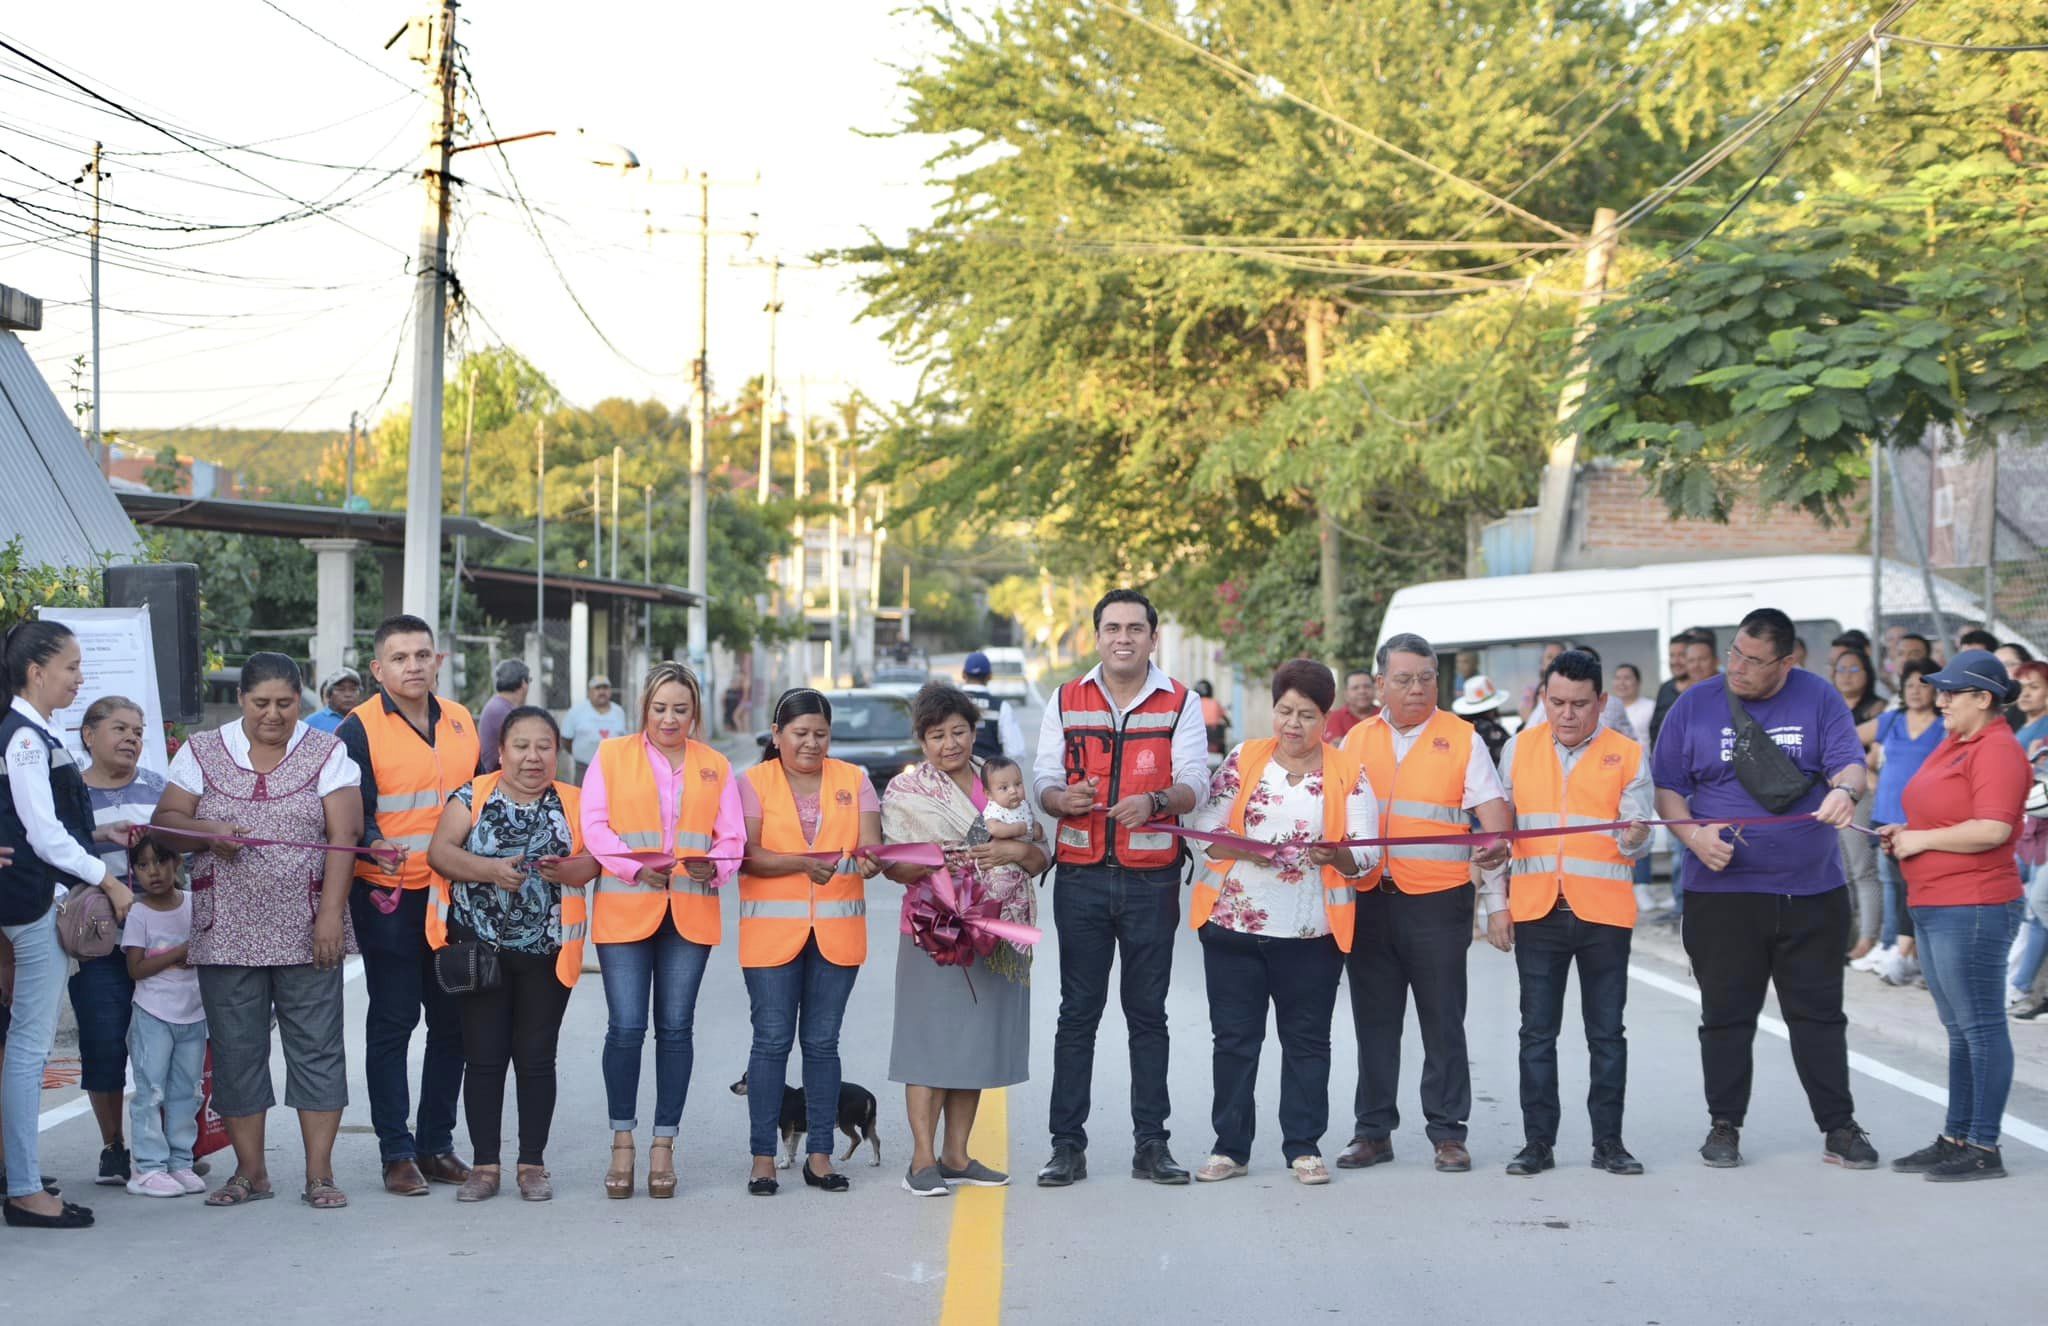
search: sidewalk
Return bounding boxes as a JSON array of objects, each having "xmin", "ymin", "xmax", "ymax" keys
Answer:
[{"xmin": 1630, "ymin": 916, "xmax": 2048, "ymax": 1095}]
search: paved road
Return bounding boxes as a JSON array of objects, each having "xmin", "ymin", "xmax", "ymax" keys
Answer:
[{"xmin": 12, "ymin": 714, "xmax": 2047, "ymax": 1322}]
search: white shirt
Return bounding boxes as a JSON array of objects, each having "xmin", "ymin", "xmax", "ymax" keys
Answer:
[
  {"xmin": 994, "ymin": 701, "xmax": 1027, "ymax": 762},
  {"xmin": 561, "ymin": 700, "xmax": 630, "ymax": 768},
  {"xmin": 166, "ymin": 719, "xmax": 361, "ymax": 799},
  {"xmin": 1032, "ymin": 662, "xmax": 1211, "ymax": 805},
  {"xmin": 5, "ymin": 695, "xmax": 107, "ymax": 886},
  {"xmin": 1623, "ymin": 696, "xmax": 1655, "ymax": 743},
  {"xmin": 1372, "ymin": 709, "xmax": 1508, "ymax": 916}
]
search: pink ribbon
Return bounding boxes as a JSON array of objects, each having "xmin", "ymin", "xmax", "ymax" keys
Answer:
[
  {"xmin": 135, "ymin": 823, "xmax": 404, "ymax": 869},
  {"xmin": 904, "ymin": 866, "xmax": 1043, "ymax": 998},
  {"xmin": 1144, "ymin": 811, "xmax": 1873, "ymax": 859}
]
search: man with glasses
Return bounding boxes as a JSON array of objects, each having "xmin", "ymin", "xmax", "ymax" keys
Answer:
[
  {"xmin": 1651, "ymin": 607, "xmax": 1879, "ymax": 1171},
  {"xmin": 1337, "ymin": 633, "xmax": 1513, "ymax": 1174}
]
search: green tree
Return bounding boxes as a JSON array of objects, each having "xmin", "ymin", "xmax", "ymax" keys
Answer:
[{"xmin": 143, "ymin": 444, "xmax": 184, "ymax": 494}]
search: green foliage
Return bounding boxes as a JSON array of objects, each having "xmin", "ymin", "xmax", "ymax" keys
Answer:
[
  {"xmin": 143, "ymin": 444, "xmax": 184, "ymax": 494},
  {"xmin": 119, "ymin": 427, "xmax": 346, "ymax": 497},
  {"xmin": 0, "ymin": 538, "xmax": 103, "ymax": 631}
]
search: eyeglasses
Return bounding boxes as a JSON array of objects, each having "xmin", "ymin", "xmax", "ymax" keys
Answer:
[
  {"xmin": 1726, "ymin": 643, "xmax": 1786, "ymax": 672},
  {"xmin": 1382, "ymin": 671, "xmax": 1439, "ymax": 691}
]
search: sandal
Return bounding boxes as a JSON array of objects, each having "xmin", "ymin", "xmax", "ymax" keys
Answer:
[
  {"xmin": 301, "ymin": 1177, "xmax": 348, "ymax": 1210},
  {"xmin": 647, "ymin": 1138, "xmax": 677, "ymax": 1199},
  {"xmin": 605, "ymin": 1140, "xmax": 635, "ymax": 1200},
  {"xmin": 204, "ymin": 1175, "xmax": 275, "ymax": 1208},
  {"xmin": 1195, "ymin": 1154, "xmax": 1247, "ymax": 1183},
  {"xmin": 1291, "ymin": 1155, "xmax": 1332, "ymax": 1186}
]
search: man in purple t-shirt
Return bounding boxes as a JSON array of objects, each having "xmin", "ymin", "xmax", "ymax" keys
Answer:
[{"xmin": 1651, "ymin": 607, "xmax": 1879, "ymax": 1171}]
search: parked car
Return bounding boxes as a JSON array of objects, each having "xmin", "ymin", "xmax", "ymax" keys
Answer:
[
  {"xmin": 978, "ymin": 646, "xmax": 1036, "ymax": 706},
  {"xmin": 755, "ymin": 687, "xmax": 923, "ymax": 795},
  {"xmin": 871, "ymin": 645, "xmax": 931, "ymax": 694}
]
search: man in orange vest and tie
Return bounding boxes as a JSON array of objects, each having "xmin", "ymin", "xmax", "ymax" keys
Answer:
[
  {"xmin": 335, "ymin": 614, "xmax": 482, "ymax": 1196},
  {"xmin": 1491, "ymin": 649, "xmax": 1653, "ymax": 1177},
  {"xmin": 1338, "ymin": 632, "xmax": 1513, "ymax": 1173}
]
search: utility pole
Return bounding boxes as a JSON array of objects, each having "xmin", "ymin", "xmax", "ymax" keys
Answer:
[
  {"xmin": 591, "ymin": 458, "xmax": 602, "ymax": 574},
  {"xmin": 400, "ymin": 0, "xmax": 459, "ymax": 638},
  {"xmin": 1304, "ymin": 301, "xmax": 1339, "ymax": 667},
  {"xmin": 826, "ymin": 424, "xmax": 841, "ymax": 685},
  {"xmin": 448, "ymin": 370, "xmax": 477, "ymax": 654},
  {"xmin": 1533, "ymin": 206, "xmax": 1620, "ymax": 574},
  {"xmin": 685, "ymin": 172, "xmax": 713, "ymax": 673},
  {"xmin": 610, "ymin": 445, "xmax": 622, "ymax": 579},
  {"xmin": 643, "ymin": 482, "xmax": 653, "ymax": 581},
  {"xmin": 758, "ymin": 257, "xmax": 781, "ymax": 505},
  {"xmin": 535, "ymin": 418, "xmax": 547, "ymax": 700},
  {"xmin": 85, "ymin": 142, "xmax": 106, "ymax": 473},
  {"xmin": 344, "ymin": 411, "xmax": 359, "ymax": 510}
]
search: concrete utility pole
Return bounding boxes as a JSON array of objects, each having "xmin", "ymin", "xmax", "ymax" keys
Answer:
[
  {"xmin": 535, "ymin": 417, "xmax": 547, "ymax": 700},
  {"xmin": 591, "ymin": 457, "xmax": 602, "ymax": 574},
  {"xmin": 1304, "ymin": 300, "xmax": 1339, "ymax": 667},
  {"xmin": 610, "ymin": 445, "xmax": 622, "ymax": 579},
  {"xmin": 448, "ymin": 370, "xmax": 478, "ymax": 656},
  {"xmin": 758, "ymin": 257, "xmax": 781, "ymax": 505},
  {"xmin": 400, "ymin": 0, "xmax": 459, "ymax": 638},
  {"xmin": 826, "ymin": 424, "xmax": 841, "ymax": 685},
  {"xmin": 85, "ymin": 142, "xmax": 106, "ymax": 472},
  {"xmin": 345, "ymin": 411, "xmax": 359, "ymax": 510},
  {"xmin": 685, "ymin": 172, "xmax": 713, "ymax": 673},
  {"xmin": 1533, "ymin": 206, "xmax": 1620, "ymax": 574}
]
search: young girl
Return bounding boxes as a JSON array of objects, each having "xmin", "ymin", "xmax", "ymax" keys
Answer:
[{"xmin": 120, "ymin": 834, "xmax": 208, "ymax": 1198}]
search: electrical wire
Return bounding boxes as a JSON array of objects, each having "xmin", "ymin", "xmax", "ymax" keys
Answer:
[
  {"xmin": 254, "ymin": 1, "xmax": 427, "ymax": 96},
  {"xmin": 1882, "ymin": 33, "xmax": 2048, "ymax": 53}
]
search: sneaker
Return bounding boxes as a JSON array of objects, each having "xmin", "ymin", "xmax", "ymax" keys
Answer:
[
  {"xmin": 1823, "ymin": 1122, "xmax": 1880, "ymax": 1169},
  {"xmin": 1879, "ymin": 952, "xmax": 1920, "ymax": 986},
  {"xmin": 1851, "ymin": 945, "xmax": 1890, "ymax": 974},
  {"xmin": 168, "ymin": 1169, "xmax": 206, "ymax": 1195},
  {"xmin": 1290, "ymin": 1155, "xmax": 1331, "ymax": 1186},
  {"xmin": 2012, "ymin": 993, "xmax": 2048, "ymax": 1022},
  {"xmin": 96, "ymin": 1143, "xmax": 131, "ymax": 1187},
  {"xmin": 2007, "ymin": 986, "xmax": 2032, "ymax": 1010},
  {"xmin": 901, "ymin": 1165, "xmax": 951, "ymax": 1198},
  {"xmin": 937, "ymin": 1159, "xmax": 1010, "ymax": 1188},
  {"xmin": 1700, "ymin": 1120, "xmax": 1742, "ymax": 1168},
  {"xmin": 126, "ymin": 1170, "xmax": 184, "ymax": 1198},
  {"xmin": 1195, "ymin": 1154, "xmax": 1247, "ymax": 1182},
  {"xmin": 1925, "ymin": 1144, "xmax": 2006, "ymax": 1183},
  {"xmin": 1891, "ymin": 1135, "xmax": 1964, "ymax": 1174}
]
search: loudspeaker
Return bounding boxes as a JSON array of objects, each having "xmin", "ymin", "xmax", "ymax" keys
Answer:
[{"xmin": 103, "ymin": 563, "xmax": 203, "ymax": 724}]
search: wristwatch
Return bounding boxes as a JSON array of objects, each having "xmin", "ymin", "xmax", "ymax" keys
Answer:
[
  {"xmin": 1834, "ymin": 783, "xmax": 1862, "ymax": 805},
  {"xmin": 1148, "ymin": 789, "xmax": 1171, "ymax": 817}
]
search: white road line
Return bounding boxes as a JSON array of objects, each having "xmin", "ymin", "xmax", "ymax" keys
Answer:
[
  {"xmin": 36, "ymin": 957, "xmax": 364, "ymax": 1134},
  {"xmin": 1629, "ymin": 963, "xmax": 2048, "ymax": 1155}
]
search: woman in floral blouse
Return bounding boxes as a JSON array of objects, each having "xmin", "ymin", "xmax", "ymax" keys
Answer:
[{"xmin": 1187, "ymin": 659, "xmax": 1379, "ymax": 1185}]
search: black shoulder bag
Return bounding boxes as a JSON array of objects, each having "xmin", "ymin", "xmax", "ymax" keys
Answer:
[
  {"xmin": 433, "ymin": 914, "xmax": 502, "ymax": 996},
  {"xmin": 1723, "ymin": 685, "xmax": 1821, "ymax": 814}
]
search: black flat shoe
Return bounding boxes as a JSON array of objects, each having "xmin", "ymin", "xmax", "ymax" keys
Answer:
[
  {"xmin": 4, "ymin": 1199, "xmax": 94, "ymax": 1229},
  {"xmin": 747, "ymin": 1176, "xmax": 780, "ymax": 1196},
  {"xmin": 802, "ymin": 1165, "xmax": 850, "ymax": 1192}
]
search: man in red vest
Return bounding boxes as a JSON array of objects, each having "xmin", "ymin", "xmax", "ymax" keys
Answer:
[
  {"xmin": 1492, "ymin": 649, "xmax": 1653, "ymax": 1178},
  {"xmin": 1033, "ymin": 589, "xmax": 1209, "ymax": 1188}
]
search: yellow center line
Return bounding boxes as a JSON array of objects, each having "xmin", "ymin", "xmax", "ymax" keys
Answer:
[{"xmin": 938, "ymin": 1086, "xmax": 1009, "ymax": 1325}]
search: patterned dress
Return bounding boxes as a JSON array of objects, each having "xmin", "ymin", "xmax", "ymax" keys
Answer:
[{"xmin": 188, "ymin": 727, "xmax": 357, "ymax": 967}]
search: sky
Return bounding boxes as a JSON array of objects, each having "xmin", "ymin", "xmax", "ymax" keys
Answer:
[{"xmin": 0, "ymin": 1, "xmax": 956, "ymax": 440}]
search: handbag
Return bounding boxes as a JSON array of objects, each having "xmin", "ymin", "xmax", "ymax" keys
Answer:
[
  {"xmin": 432, "ymin": 938, "xmax": 502, "ymax": 996},
  {"xmin": 1723, "ymin": 685, "xmax": 1822, "ymax": 814},
  {"xmin": 56, "ymin": 882, "xmax": 122, "ymax": 959}
]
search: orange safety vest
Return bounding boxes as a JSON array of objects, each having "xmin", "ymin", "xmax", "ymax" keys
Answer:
[
  {"xmin": 1507, "ymin": 725, "xmax": 1641, "ymax": 929},
  {"xmin": 587, "ymin": 734, "xmax": 728, "ymax": 945},
  {"xmin": 738, "ymin": 758, "xmax": 869, "ymax": 969},
  {"xmin": 1053, "ymin": 673, "xmax": 1189, "ymax": 871},
  {"xmin": 353, "ymin": 694, "xmax": 481, "ymax": 891},
  {"xmin": 1189, "ymin": 739, "xmax": 1360, "ymax": 952},
  {"xmin": 425, "ymin": 773, "xmax": 589, "ymax": 987},
  {"xmin": 1340, "ymin": 708, "xmax": 1476, "ymax": 893}
]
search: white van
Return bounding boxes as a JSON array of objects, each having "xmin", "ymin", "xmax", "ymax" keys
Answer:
[{"xmin": 1375, "ymin": 554, "xmax": 2020, "ymax": 701}]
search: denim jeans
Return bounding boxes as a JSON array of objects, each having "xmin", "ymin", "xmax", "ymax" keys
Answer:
[
  {"xmin": 598, "ymin": 913, "xmax": 712, "ymax": 1135},
  {"xmin": 1514, "ymin": 905, "xmax": 1631, "ymax": 1147},
  {"xmin": 1200, "ymin": 924, "xmax": 1343, "ymax": 1165},
  {"xmin": 1347, "ymin": 883, "xmax": 1475, "ymax": 1144},
  {"xmin": 2005, "ymin": 862, "xmax": 2048, "ymax": 994},
  {"xmin": 741, "ymin": 935, "xmax": 860, "ymax": 1157},
  {"xmin": 1875, "ymin": 828, "xmax": 1913, "ymax": 947},
  {"xmin": 1913, "ymin": 901, "xmax": 2022, "ymax": 1147},
  {"xmin": 126, "ymin": 1007, "xmax": 208, "ymax": 1173},
  {"xmin": 2, "ymin": 908, "xmax": 64, "ymax": 1199},
  {"xmin": 350, "ymin": 883, "xmax": 465, "ymax": 1163},
  {"xmin": 1048, "ymin": 862, "xmax": 1180, "ymax": 1151},
  {"xmin": 67, "ymin": 946, "xmax": 135, "ymax": 1094}
]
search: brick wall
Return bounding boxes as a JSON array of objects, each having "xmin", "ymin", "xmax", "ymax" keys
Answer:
[{"xmin": 1569, "ymin": 466, "xmax": 1865, "ymax": 568}]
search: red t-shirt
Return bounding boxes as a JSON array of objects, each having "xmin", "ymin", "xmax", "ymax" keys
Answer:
[
  {"xmin": 1899, "ymin": 722, "xmax": 2031, "ymax": 907},
  {"xmin": 1324, "ymin": 706, "xmax": 1378, "ymax": 744}
]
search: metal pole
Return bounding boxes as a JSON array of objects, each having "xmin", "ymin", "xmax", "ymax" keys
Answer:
[
  {"xmin": 1883, "ymin": 439, "xmax": 1950, "ymax": 647},
  {"xmin": 401, "ymin": 0, "xmax": 459, "ymax": 637},
  {"xmin": 826, "ymin": 428, "xmax": 840, "ymax": 685},
  {"xmin": 1983, "ymin": 437, "xmax": 1999, "ymax": 630},
  {"xmin": 344, "ymin": 411, "xmax": 358, "ymax": 510},
  {"xmin": 536, "ymin": 417, "xmax": 547, "ymax": 693},
  {"xmin": 449, "ymin": 369, "xmax": 477, "ymax": 650},
  {"xmin": 89, "ymin": 141, "xmax": 104, "ymax": 473},
  {"xmin": 611, "ymin": 445, "xmax": 622, "ymax": 579},
  {"xmin": 1869, "ymin": 434, "xmax": 1883, "ymax": 659},
  {"xmin": 758, "ymin": 258, "xmax": 781, "ymax": 504},
  {"xmin": 685, "ymin": 171, "xmax": 712, "ymax": 672},
  {"xmin": 592, "ymin": 458, "xmax": 602, "ymax": 575},
  {"xmin": 643, "ymin": 482, "xmax": 652, "ymax": 581}
]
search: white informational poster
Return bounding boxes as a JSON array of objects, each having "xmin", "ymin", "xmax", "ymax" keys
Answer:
[{"xmin": 36, "ymin": 604, "xmax": 171, "ymax": 780}]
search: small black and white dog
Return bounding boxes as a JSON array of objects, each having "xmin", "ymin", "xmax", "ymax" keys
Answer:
[{"xmin": 729, "ymin": 1070, "xmax": 882, "ymax": 1168}]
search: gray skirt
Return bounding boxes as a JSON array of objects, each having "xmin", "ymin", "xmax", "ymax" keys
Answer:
[{"xmin": 888, "ymin": 932, "xmax": 1030, "ymax": 1089}]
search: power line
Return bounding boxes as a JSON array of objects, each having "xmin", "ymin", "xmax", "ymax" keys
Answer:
[
  {"xmin": 254, "ymin": 1, "xmax": 426, "ymax": 96},
  {"xmin": 1883, "ymin": 33, "xmax": 2048, "ymax": 53}
]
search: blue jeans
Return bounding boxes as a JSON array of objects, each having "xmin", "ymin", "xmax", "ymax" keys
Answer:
[
  {"xmin": 127, "ymin": 1008, "xmax": 208, "ymax": 1173},
  {"xmin": 2006, "ymin": 862, "xmax": 2048, "ymax": 993},
  {"xmin": 741, "ymin": 935, "xmax": 860, "ymax": 1158},
  {"xmin": 68, "ymin": 947, "xmax": 135, "ymax": 1095},
  {"xmin": 1912, "ymin": 901, "xmax": 2022, "ymax": 1147},
  {"xmin": 1514, "ymin": 905, "xmax": 1631, "ymax": 1146},
  {"xmin": 2, "ymin": 909, "xmax": 65, "ymax": 1199},
  {"xmin": 1876, "ymin": 830, "xmax": 1912, "ymax": 947},
  {"xmin": 1048, "ymin": 863, "xmax": 1181, "ymax": 1151},
  {"xmin": 1200, "ymin": 925, "xmax": 1343, "ymax": 1165},
  {"xmin": 598, "ymin": 914, "xmax": 712, "ymax": 1135},
  {"xmin": 350, "ymin": 883, "xmax": 465, "ymax": 1163}
]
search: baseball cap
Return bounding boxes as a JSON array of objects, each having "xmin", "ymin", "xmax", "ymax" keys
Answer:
[
  {"xmin": 1925, "ymin": 649, "xmax": 2017, "ymax": 703},
  {"xmin": 962, "ymin": 651, "xmax": 992, "ymax": 680},
  {"xmin": 318, "ymin": 667, "xmax": 361, "ymax": 699}
]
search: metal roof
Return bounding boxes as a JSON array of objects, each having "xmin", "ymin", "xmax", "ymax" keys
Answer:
[
  {"xmin": 0, "ymin": 324, "xmax": 144, "ymax": 568},
  {"xmin": 116, "ymin": 491, "xmax": 531, "ymax": 548}
]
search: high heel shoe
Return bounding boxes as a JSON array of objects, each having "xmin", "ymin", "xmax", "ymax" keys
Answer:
[
  {"xmin": 802, "ymin": 1163, "xmax": 849, "ymax": 1193},
  {"xmin": 647, "ymin": 1138, "xmax": 677, "ymax": 1199},
  {"xmin": 604, "ymin": 1140, "xmax": 635, "ymax": 1200}
]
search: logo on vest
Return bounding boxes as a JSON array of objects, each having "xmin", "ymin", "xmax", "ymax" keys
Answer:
[
  {"xmin": 451, "ymin": 719, "xmax": 465, "ymax": 733},
  {"xmin": 834, "ymin": 788, "xmax": 854, "ymax": 806},
  {"xmin": 1431, "ymin": 737, "xmax": 1451, "ymax": 753},
  {"xmin": 1601, "ymin": 752, "xmax": 1623, "ymax": 768},
  {"xmin": 699, "ymin": 766, "xmax": 720, "ymax": 782},
  {"xmin": 1133, "ymin": 749, "xmax": 1158, "ymax": 777}
]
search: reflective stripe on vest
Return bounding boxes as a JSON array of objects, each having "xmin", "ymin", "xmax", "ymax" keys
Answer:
[
  {"xmin": 1053, "ymin": 674, "xmax": 1190, "ymax": 871},
  {"xmin": 353, "ymin": 695, "xmax": 481, "ymax": 891},
  {"xmin": 1507, "ymin": 726, "xmax": 1641, "ymax": 929},
  {"xmin": 1342, "ymin": 709, "xmax": 1475, "ymax": 894},
  {"xmin": 1186, "ymin": 738, "xmax": 1360, "ymax": 954},
  {"xmin": 736, "ymin": 757, "xmax": 869, "ymax": 968},
  {"xmin": 587, "ymin": 735, "xmax": 728, "ymax": 946}
]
